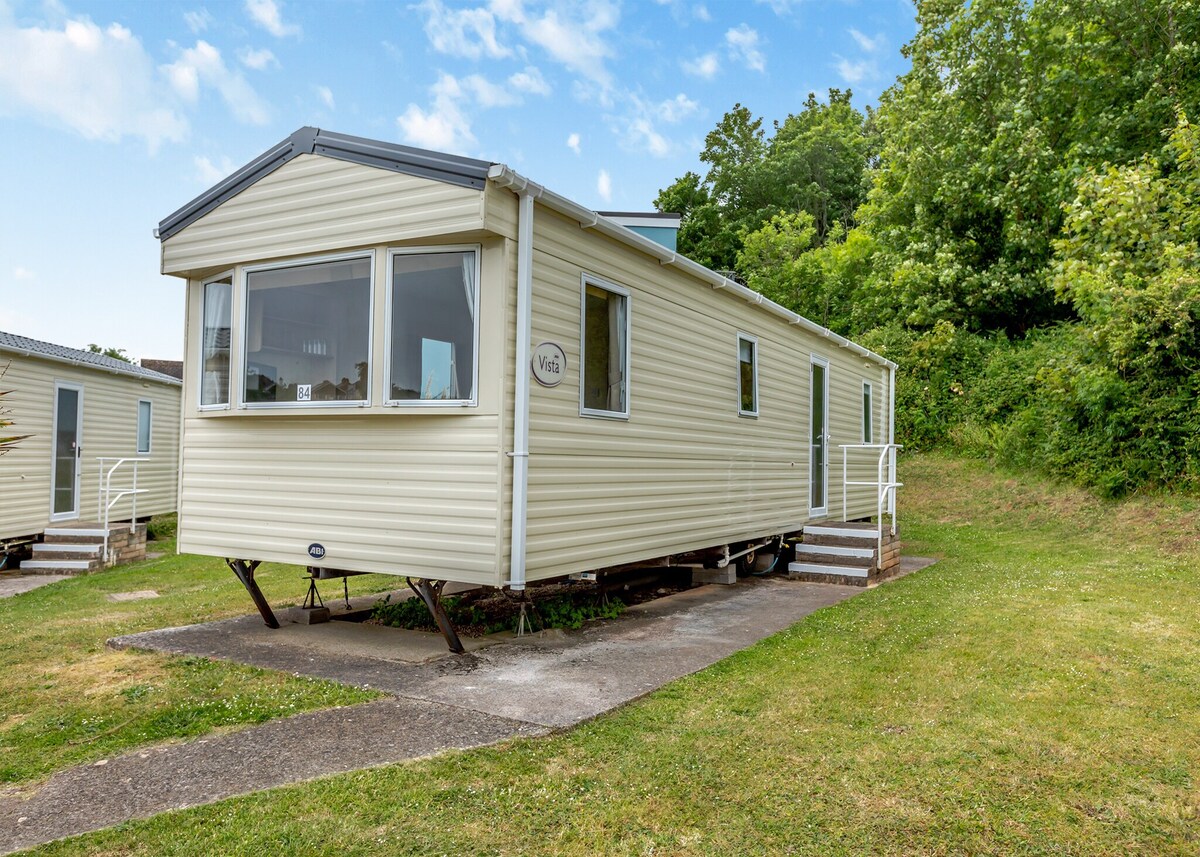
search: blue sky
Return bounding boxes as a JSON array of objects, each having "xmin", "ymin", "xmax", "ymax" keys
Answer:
[{"xmin": 0, "ymin": 0, "xmax": 916, "ymax": 360}]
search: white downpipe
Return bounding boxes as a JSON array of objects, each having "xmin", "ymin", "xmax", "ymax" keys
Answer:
[{"xmin": 507, "ymin": 188, "xmax": 537, "ymax": 591}]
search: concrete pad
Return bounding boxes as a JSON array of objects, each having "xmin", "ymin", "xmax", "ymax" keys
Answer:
[
  {"xmin": 112, "ymin": 577, "xmax": 861, "ymax": 727},
  {"xmin": 0, "ymin": 574, "xmax": 72, "ymax": 599}
]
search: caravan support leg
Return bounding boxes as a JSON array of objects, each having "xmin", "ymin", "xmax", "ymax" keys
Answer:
[
  {"xmin": 227, "ymin": 559, "xmax": 280, "ymax": 629},
  {"xmin": 407, "ymin": 577, "xmax": 465, "ymax": 654}
]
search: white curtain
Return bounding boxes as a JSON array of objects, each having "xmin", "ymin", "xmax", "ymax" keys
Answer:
[
  {"xmin": 607, "ymin": 293, "xmax": 625, "ymax": 411},
  {"xmin": 201, "ymin": 280, "xmax": 232, "ymax": 405}
]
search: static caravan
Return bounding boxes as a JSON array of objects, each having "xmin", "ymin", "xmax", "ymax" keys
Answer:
[
  {"xmin": 0, "ymin": 332, "xmax": 181, "ymax": 570},
  {"xmin": 157, "ymin": 128, "xmax": 899, "ymax": 637}
]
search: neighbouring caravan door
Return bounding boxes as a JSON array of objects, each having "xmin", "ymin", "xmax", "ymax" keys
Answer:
[
  {"xmin": 809, "ymin": 356, "xmax": 829, "ymax": 516},
  {"xmin": 51, "ymin": 382, "xmax": 83, "ymax": 521}
]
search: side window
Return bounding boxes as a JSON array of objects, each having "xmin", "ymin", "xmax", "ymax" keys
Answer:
[
  {"xmin": 737, "ymin": 334, "xmax": 758, "ymax": 417},
  {"xmin": 387, "ymin": 247, "xmax": 479, "ymax": 404},
  {"xmin": 580, "ymin": 277, "xmax": 630, "ymax": 418},
  {"xmin": 200, "ymin": 273, "xmax": 233, "ymax": 408},
  {"xmin": 862, "ymin": 381, "xmax": 873, "ymax": 443},
  {"xmin": 137, "ymin": 399, "xmax": 152, "ymax": 454}
]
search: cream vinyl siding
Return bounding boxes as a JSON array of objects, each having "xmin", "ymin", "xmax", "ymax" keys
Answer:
[
  {"xmin": 176, "ymin": 414, "xmax": 502, "ymax": 583},
  {"xmin": 0, "ymin": 354, "xmax": 180, "ymax": 540},
  {"xmin": 518, "ymin": 205, "xmax": 890, "ymax": 580},
  {"xmin": 162, "ymin": 155, "xmax": 485, "ymax": 275}
]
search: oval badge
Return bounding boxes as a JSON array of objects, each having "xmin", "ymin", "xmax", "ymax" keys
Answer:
[
  {"xmin": 307, "ymin": 543, "xmax": 326, "ymax": 560},
  {"xmin": 530, "ymin": 341, "xmax": 567, "ymax": 387}
]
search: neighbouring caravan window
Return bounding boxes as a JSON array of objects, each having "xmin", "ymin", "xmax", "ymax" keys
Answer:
[
  {"xmin": 388, "ymin": 248, "xmax": 479, "ymax": 404},
  {"xmin": 862, "ymin": 381, "xmax": 874, "ymax": 443},
  {"xmin": 738, "ymin": 334, "xmax": 758, "ymax": 417},
  {"xmin": 580, "ymin": 277, "xmax": 629, "ymax": 418},
  {"xmin": 242, "ymin": 254, "xmax": 372, "ymax": 406},
  {"xmin": 137, "ymin": 400, "xmax": 152, "ymax": 454},
  {"xmin": 200, "ymin": 273, "xmax": 232, "ymax": 407}
]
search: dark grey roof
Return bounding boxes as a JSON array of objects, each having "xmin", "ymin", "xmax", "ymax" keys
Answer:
[
  {"xmin": 0, "ymin": 331, "xmax": 182, "ymax": 385},
  {"xmin": 157, "ymin": 127, "xmax": 495, "ymax": 241}
]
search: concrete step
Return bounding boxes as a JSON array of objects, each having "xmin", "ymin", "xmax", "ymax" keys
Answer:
[
  {"xmin": 19, "ymin": 559, "xmax": 100, "ymax": 574},
  {"xmin": 803, "ymin": 523, "xmax": 879, "ymax": 541},
  {"xmin": 792, "ymin": 550, "xmax": 874, "ymax": 569},
  {"xmin": 32, "ymin": 544, "xmax": 102, "ymax": 561},
  {"xmin": 787, "ymin": 561, "xmax": 869, "ymax": 579}
]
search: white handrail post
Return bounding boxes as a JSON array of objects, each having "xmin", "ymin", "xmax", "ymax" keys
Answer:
[
  {"xmin": 842, "ymin": 448, "xmax": 848, "ymax": 521},
  {"xmin": 130, "ymin": 460, "xmax": 138, "ymax": 532}
]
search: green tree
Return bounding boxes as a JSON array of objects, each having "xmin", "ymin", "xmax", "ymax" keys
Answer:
[{"xmin": 86, "ymin": 344, "xmax": 132, "ymax": 363}]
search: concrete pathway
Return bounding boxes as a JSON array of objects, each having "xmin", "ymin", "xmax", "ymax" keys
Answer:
[
  {"xmin": 0, "ymin": 571, "xmax": 933, "ymax": 853},
  {"xmin": 0, "ymin": 574, "xmax": 72, "ymax": 599}
]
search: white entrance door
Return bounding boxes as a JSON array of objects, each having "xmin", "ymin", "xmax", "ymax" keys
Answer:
[
  {"xmin": 809, "ymin": 356, "xmax": 829, "ymax": 516},
  {"xmin": 50, "ymin": 382, "xmax": 83, "ymax": 521}
]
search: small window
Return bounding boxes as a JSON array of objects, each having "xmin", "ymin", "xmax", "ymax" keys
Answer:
[
  {"xmin": 862, "ymin": 381, "xmax": 873, "ymax": 443},
  {"xmin": 137, "ymin": 400, "xmax": 152, "ymax": 454},
  {"xmin": 200, "ymin": 273, "xmax": 233, "ymax": 408},
  {"xmin": 388, "ymin": 248, "xmax": 479, "ymax": 404},
  {"xmin": 738, "ymin": 334, "xmax": 758, "ymax": 417},
  {"xmin": 580, "ymin": 277, "xmax": 629, "ymax": 418},
  {"xmin": 242, "ymin": 254, "xmax": 372, "ymax": 406}
]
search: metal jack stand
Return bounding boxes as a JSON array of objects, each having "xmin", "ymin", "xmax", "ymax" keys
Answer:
[{"xmin": 302, "ymin": 573, "xmax": 325, "ymax": 610}]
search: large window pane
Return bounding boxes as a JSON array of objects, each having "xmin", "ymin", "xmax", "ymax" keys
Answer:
[
  {"xmin": 200, "ymin": 275, "xmax": 232, "ymax": 407},
  {"xmin": 389, "ymin": 250, "xmax": 477, "ymax": 402},
  {"xmin": 582, "ymin": 282, "xmax": 627, "ymax": 415},
  {"xmin": 244, "ymin": 256, "xmax": 371, "ymax": 405}
]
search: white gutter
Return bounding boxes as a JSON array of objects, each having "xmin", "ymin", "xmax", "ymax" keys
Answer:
[
  {"xmin": 486, "ymin": 165, "xmax": 896, "ymax": 371},
  {"xmin": 492, "ymin": 164, "xmax": 543, "ymax": 591}
]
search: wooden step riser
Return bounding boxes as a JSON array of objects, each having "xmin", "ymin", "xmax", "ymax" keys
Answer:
[
  {"xmin": 804, "ymin": 534, "xmax": 900, "ymax": 550},
  {"xmin": 793, "ymin": 551, "xmax": 874, "ymax": 569},
  {"xmin": 32, "ymin": 549, "xmax": 103, "ymax": 561}
]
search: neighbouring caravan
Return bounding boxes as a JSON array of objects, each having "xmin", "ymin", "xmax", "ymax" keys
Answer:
[
  {"xmin": 157, "ymin": 128, "xmax": 899, "ymax": 634},
  {"xmin": 0, "ymin": 332, "xmax": 182, "ymax": 567}
]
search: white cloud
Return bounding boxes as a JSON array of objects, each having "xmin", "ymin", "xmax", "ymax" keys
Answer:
[
  {"xmin": 835, "ymin": 56, "xmax": 878, "ymax": 84},
  {"xmin": 462, "ymin": 73, "xmax": 517, "ymax": 108},
  {"xmin": 417, "ymin": 0, "xmax": 511, "ymax": 59},
  {"xmin": 756, "ymin": 0, "xmax": 800, "ymax": 14},
  {"xmin": 493, "ymin": 0, "xmax": 618, "ymax": 93},
  {"xmin": 0, "ymin": 14, "xmax": 188, "ymax": 150},
  {"xmin": 726, "ymin": 23, "xmax": 765, "ymax": 73},
  {"xmin": 508, "ymin": 65, "xmax": 550, "ymax": 96},
  {"xmin": 681, "ymin": 51, "xmax": 719, "ymax": 80},
  {"xmin": 609, "ymin": 93, "xmax": 697, "ymax": 158},
  {"xmin": 238, "ymin": 47, "xmax": 277, "ymax": 70},
  {"xmin": 315, "ymin": 85, "xmax": 335, "ymax": 110},
  {"xmin": 12, "ymin": 266, "xmax": 34, "ymax": 281},
  {"xmin": 567, "ymin": 132, "xmax": 580, "ymax": 154},
  {"xmin": 849, "ymin": 28, "xmax": 885, "ymax": 53},
  {"xmin": 245, "ymin": 0, "xmax": 300, "ymax": 38},
  {"xmin": 194, "ymin": 154, "xmax": 235, "ymax": 184},
  {"xmin": 694, "ymin": 4, "xmax": 711, "ymax": 22},
  {"xmin": 162, "ymin": 40, "xmax": 270, "ymax": 125},
  {"xmin": 397, "ymin": 73, "xmax": 476, "ymax": 153},
  {"xmin": 184, "ymin": 8, "xmax": 212, "ymax": 33},
  {"xmin": 597, "ymin": 169, "xmax": 612, "ymax": 203}
]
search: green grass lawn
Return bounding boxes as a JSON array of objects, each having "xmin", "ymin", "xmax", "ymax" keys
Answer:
[
  {"xmin": 0, "ymin": 535, "xmax": 386, "ymax": 785},
  {"xmin": 16, "ymin": 454, "xmax": 1200, "ymax": 855}
]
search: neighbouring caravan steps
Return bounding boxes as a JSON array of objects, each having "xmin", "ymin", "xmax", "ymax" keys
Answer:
[
  {"xmin": 788, "ymin": 521, "xmax": 900, "ymax": 587},
  {"xmin": 18, "ymin": 523, "xmax": 148, "ymax": 575}
]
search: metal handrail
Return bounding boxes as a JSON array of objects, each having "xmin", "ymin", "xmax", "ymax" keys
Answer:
[
  {"xmin": 96, "ymin": 457, "xmax": 150, "ymax": 563},
  {"xmin": 839, "ymin": 443, "xmax": 903, "ymax": 561}
]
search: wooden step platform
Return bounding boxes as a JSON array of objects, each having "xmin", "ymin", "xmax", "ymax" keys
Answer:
[{"xmin": 788, "ymin": 521, "xmax": 900, "ymax": 587}]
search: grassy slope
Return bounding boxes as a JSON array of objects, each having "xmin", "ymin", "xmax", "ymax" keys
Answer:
[
  {"xmin": 0, "ymin": 538, "xmax": 384, "ymax": 785},
  {"xmin": 22, "ymin": 455, "xmax": 1200, "ymax": 855}
]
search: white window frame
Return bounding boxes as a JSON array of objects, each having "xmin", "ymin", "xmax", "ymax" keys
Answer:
[
  {"xmin": 737, "ymin": 333, "xmax": 759, "ymax": 418},
  {"xmin": 384, "ymin": 244, "xmax": 482, "ymax": 408},
  {"xmin": 578, "ymin": 274, "xmax": 631, "ymax": 421},
  {"xmin": 239, "ymin": 250, "xmax": 375, "ymax": 410},
  {"xmin": 136, "ymin": 399, "xmax": 152, "ymax": 454},
  {"xmin": 199, "ymin": 270, "xmax": 234, "ymax": 412},
  {"xmin": 862, "ymin": 380, "xmax": 874, "ymax": 444}
]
